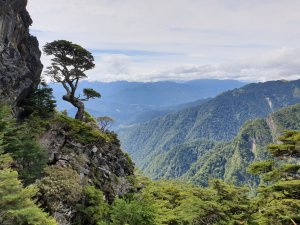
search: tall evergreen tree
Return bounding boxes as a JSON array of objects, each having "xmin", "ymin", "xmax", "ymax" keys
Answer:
[
  {"xmin": 1, "ymin": 115, "xmax": 47, "ymax": 184},
  {"xmin": 0, "ymin": 154, "xmax": 56, "ymax": 225},
  {"xmin": 0, "ymin": 105, "xmax": 47, "ymax": 184},
  {"xmin": 22, "ymin": 80, "xmax": 57, "ymax": 118},
  {"xmin": 248, "ymin": 130, "xmax": 300, "ymax": 224}
]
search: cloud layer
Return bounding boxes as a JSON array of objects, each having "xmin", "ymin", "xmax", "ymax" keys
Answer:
[{"xmin": 28, "ymin": 0, "xmax": 300, "ymax": 82}]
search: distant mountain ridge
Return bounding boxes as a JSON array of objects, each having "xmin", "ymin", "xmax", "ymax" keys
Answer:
[
  {"xmin": 50, "ymin": 79, "xmax": 246, "ymax": 129},
  {"xmin": 118, "ymin": 79, "xmax": 300, "ymax": 179},
  {"xmin": 105, "ymin": 79, "xmax": 246, "ymax": 106}
]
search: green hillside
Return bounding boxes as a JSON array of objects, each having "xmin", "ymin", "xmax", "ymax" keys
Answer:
[
  {"xmin": 120, "ymin": 80, "xmax": 300, "ymax": 174},
  {"xmin": 146, "ymin": 103, "xmax": 300, "ymax": 188},
  {"xmin": 144, "ymin": 140, "xmax": 219, "ymax": 179}
]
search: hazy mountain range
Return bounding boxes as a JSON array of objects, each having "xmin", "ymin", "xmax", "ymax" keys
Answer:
[{"xmin": 50, "ymin": 79, "xmax": 246, "ymax": 129}]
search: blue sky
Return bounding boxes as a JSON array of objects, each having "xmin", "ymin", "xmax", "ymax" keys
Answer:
[{"xmin": 28, "ymin": 0, "xmax": 300, "ymax": 82}]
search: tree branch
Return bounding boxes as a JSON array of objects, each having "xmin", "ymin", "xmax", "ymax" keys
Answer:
[{"xmin": 61, "ymin": 80, "xmax": 71, "ymax": 94}]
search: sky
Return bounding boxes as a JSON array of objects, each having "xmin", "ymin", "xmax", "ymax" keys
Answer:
[{"xmin": 27, "ymin": 0, "xmax": 300, "ymax": 82}]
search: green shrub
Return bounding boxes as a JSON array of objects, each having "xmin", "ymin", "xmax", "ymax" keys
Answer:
[
  {"xmin": 57, "ymin": 114, "xmax": 111, "ymax": 143},
  {"xmin": 37, "ymin": 166, "xmax": 83, "ymax": 214},
  {"xmin": 75, "ymin": 186, "xmax": 110, "ymax": 225},
  {"xmin": 110, "ymin": 198, "xmax": 156, "ymax": 225}
]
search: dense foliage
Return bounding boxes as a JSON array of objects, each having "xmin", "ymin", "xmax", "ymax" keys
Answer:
[
  {"xmin": 183, "ymin": 104, "xmax": 300, "ymax": 187},
  {"xmin": 144, "ymin": 139, "xmax": 219, "ymax": 179},
  {"xmin": 72, "ymin": 177, "xmax": 253, "ymax": 225},
  {"xmin": 248, "ymin": 130, "xmax": 300, "ymax": 224},
  {"xmin": 0, "ymin": 106, "xmax": 48, "ymax": 184},
  {"xmin": 136, "ymin": 178, "xmax": 252, "ymax": 225},
  {"xmin": 0, "ymin": 154, "xmax": 57, "ymax": 225}
]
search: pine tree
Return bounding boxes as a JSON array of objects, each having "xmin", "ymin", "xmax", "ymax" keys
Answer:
[
  {"xmin": 2, "ymin": 115, "xmax": 47, "ymax": 184},
  {"xmin": 22, "ymin": 80, "xmax": 57, "ymax": 118},
  {"xmin": 0, "ymin": 154, "xmax": 57, "ymax": 225},
  {"xmin": 248, "ymin": 130, "xmax": 300, "ymax": 224}
]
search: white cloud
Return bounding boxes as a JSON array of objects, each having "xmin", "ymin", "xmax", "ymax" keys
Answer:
[
  {"xmin": 87, "ymin": 54, "xmax": 132, "ymax": 81},
  {"xmin": 141, "ymin": 48, "xmax": 300, "ymax": 82},
  {"xmin": 27, "ymin": 0, "xmax": 300, "ymax": 82}
]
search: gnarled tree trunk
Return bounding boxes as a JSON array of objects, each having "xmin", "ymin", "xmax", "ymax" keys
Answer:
[
  {"xmin": 74, "ymin": 101, "xmax": 85, "ymax": 120},
  {"xmin": 63, "ymin": 95, "xmax": 84, "ymax": 121}
]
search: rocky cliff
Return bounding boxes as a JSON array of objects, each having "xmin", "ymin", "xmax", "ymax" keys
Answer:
[{"xmin": 0, "ymin": 0, "xmax": 42, "ymax": 107}]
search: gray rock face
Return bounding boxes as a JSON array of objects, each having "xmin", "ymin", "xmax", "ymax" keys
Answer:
[
  {"xmin": 0, "ymin": 0, "xmax": 42, "ymax": 106},
  {"xmin": 39, "ymin": 120, "xmax": 135, "ymax": 199}
]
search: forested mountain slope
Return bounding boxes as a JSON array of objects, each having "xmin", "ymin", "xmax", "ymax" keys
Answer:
[
  {"xmin": 119, "ymin": 79, "xmax": 300, "ymax": 172},
  {"xmin": 146, "ymin": 104, "xmax": 300, "ymax": 187}
]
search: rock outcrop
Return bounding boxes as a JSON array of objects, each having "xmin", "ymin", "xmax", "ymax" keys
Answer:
[
  {"xmin": 39, "ymin": 115, "xmax": 135, "ymax": 224},
  {"xmin": 0, "ymin": 0, "xmax": 42, "ymax": 107},
  {"xmin": 40, "ymin": 119, "xmax": 135, "ymax": 200}
]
